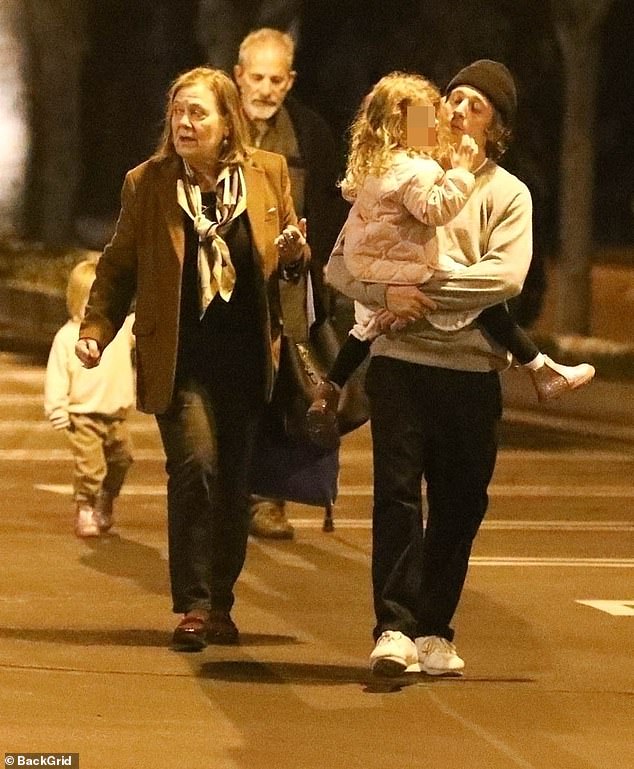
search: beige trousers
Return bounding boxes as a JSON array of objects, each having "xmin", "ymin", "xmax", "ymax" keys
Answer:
[{"xmin": 66, "ymin": 412, "xmax": 133, "ymax": 504}]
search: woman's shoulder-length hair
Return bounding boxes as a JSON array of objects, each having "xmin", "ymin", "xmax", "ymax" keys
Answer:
[{"xmin": 152, "ymin": 66, "xmax": 249, "ymax": 166}]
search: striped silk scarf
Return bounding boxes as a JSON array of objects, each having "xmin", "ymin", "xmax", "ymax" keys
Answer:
[{"xmin": 177, "ymin": 162, "xmax": 247, "ymax": 316}]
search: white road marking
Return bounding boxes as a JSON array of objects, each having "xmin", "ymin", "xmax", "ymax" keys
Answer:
[
  {"xmin": 426, "ymin": 689, "xmax": 540, "ymax": 769},
  {"xmin": 29, "ymin": 486, "xmax": 634, "ymax": 536},
  {"xmin": 292, "ymin": 518, "xmax": 633, "ymax": 532},
  {"xmin": 493, "ymin": 449, "xmax": 634, "ymax": 462},
  {"xmin": 470, "ymin": 558, "xmax": 633, "ymax": 567},
  {"xmin": 3, "ymin": 449, "xmax": 165, "ymax": 460},
  {"xmin": 238, "ymin": 570, "xmax": 288, "ymax": 599},
  {"xmin": 0, "ymin": 420, "xmax": 157, "ymax": 433},
  {"xmin": 0, "ymin": 394, "xmax": 44, "ymax": 405},
  {"xmin": 575, "ymin": 599, "xmax": 634, "ymax": 615},
  {"xmin": 342, "ymin": 448, "xmax": 634, "ymax": 462},
  {"xmin": 485, "ymin": 485, "xmax": 634, "ymax": 498},
  {"xmin": 470, "ymin": 519, "xmax": 634, "ymax": 531},
  {"xmin": 35, "ymin": 483, "xmax": 165, "ymax": 495},
  {"xmin": 30, "ymin": 485, "xmax": 634, "ymax": 525},
  {"xmin": 15, "ymin": 473, "xmax": 634, "ymax": 498},
  {"xmin": 250, "ymin": 540, "xmax": 317, "ymax": 570},
  {"xmin": 332, "ymin": 485, "xmax": 634, "ymax": 498}
]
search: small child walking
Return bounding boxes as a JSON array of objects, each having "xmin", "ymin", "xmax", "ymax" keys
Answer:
[
  {"xmin": 308, "ymin": 72, "xmax": 594, "ymax": 448},
  {"xmin": 44, "ymin": 259, "xmax": 135, "ymax": 537}
]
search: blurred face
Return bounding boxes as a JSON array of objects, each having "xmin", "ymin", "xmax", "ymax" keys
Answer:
[
  {"xmin": 405, "ymin": 104, "xmax": 437, "ymax": 151},
  {"xmin": 443, "ymin": 85, "xmax": 494, "ymax": 151},
  {"xmin": 234, "ymin": 44, "xmax": 295, "ymax": 122},
  {"xmin": 171, "ymin": 83, "xmax": 226, "ymax": 169}
]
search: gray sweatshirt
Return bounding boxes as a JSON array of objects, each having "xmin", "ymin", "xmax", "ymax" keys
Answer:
[{"xmin": 326, "ymin": 159, "xmax": 533, "ymax": 373}]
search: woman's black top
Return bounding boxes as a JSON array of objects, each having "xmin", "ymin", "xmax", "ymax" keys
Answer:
[{"xmin": 176, "ymin": 192, "xmax": 266, "ymax": 406}]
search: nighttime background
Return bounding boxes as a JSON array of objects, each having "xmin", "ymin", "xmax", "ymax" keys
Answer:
[
  {"xmin": 1, "ymin": 0, "xmax": 632, "ymax": 337},
  {"xmin": 72, "ymin": 0, "xmax": 633, "ymax": 250}
]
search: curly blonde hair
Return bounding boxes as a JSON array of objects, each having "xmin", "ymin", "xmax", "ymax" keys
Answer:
[{"xmin": 342, "ymin": 72, "xmax": 451, "ymax": 198}]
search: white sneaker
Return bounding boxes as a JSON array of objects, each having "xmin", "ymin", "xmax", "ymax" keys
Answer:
[
  {"xmin": 369, "ymin": 630, "xmax": 418, "ymax": 676},
  {"xmin": 414, "ymin": 635, "xmax": 465, "ymax": 676}
]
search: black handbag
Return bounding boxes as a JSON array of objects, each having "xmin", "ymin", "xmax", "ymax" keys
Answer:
[
  {"xmin": 249, "ymin": 427, "xmax": 340, "ymax": 510},
  {"xmin": 250, "ymin": 332, "xmax": 341, "ymax": 524},
  {"xmin": 250, "ymin": 318, "xmax": 369, "ymax": 528},
  {"xmin": 250, "ymin": 268, "xmax": 369, "ymax": 528},
  {"xmin": 270, "ymin": 318, "xmax": 370, "ymax": 446}
]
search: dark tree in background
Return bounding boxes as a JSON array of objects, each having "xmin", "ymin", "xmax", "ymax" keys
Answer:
[
  {"xmin": 595, "ymin": 2, "xmax": 634, "ymax": 247},
  {"xmin": 196, "ymin": 0, "xmax": 302, "ymax": 72},
  {"xmin": 76, "ymin": 0, "xmax": 200, "ymax": 246},
  {"xmin": 24, "ymin": 0, "xmax": 87, "ymax": 246},
  {"xmin": 549, "ymin": 0, "xmax": 615, "ymax": 335}
]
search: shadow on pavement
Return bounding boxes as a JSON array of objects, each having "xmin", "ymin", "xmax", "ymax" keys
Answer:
[
  {"xmin": 0, "ymin": 626, "xmax": 171, "ymax": 647},
  {"xmin": 198, "ymin": 659, "xmax": 535, "ymax": 692},
  {"xmin": 79, "ymin": 533, "xmax": 170, "ymax": 596},
  {"xmin": 200, "ymin": 659, "xmax": 377, "ymax": 687}
]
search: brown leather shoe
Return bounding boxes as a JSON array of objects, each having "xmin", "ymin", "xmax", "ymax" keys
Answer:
[
  {"xmin": 172, "ymin": 610, "xmax": 209, "ymax": 652},
  {"xmin": 306, "ymin": 380, "xmax": 341, "ymax": 451},
  {"xmin": 207, "ymin": 610, "xmax": 239, "ymax": 645}
]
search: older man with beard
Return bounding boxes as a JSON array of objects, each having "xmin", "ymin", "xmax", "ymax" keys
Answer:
[{"xmin": 234, "ymin": 27, "xmax": 346, "ymax": 539}]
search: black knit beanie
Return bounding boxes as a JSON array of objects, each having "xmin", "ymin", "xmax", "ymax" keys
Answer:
[{"xmin": 444, "ymin": 59, "xmax": 517, "ymax": 125}]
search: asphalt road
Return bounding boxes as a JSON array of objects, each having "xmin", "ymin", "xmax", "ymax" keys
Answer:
[{"xmin": 0, "ymin": 350, "xmax": 632, "ymax": 769}]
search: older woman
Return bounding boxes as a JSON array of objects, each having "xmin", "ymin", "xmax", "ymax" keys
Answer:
[{"xmin": 76, "ymin": 67, "xmax": 308, "ymax": 651}]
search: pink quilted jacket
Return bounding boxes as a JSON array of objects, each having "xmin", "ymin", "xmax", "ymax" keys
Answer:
[{"xmin": 343, "ymin": 152, "xmax": 475, "ymax": 285}]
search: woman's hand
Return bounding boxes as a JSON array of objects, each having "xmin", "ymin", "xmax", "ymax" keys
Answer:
[
  {"xmin": 75, "ymin": 338, "xmax": 102, "ymax": 368},
  {"xmin": 385, "ymin": 285, "xmax": 438, "ymax": 321},
  {"xmin": 275, "ymin": 218, "xmax": 307, "ymax": 264}
]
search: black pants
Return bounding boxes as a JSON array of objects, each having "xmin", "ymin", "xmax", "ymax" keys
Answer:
[
  {"xmin": 156, "ymin": 377, "xmax": 263, "ymax": 615},
  {"xmin": 366, "ymin": 356, "xmax": 502, "ymax": 642}
]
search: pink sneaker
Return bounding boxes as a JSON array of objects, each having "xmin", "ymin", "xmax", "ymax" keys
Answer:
[{"xmin": 74, "ymin": 502, "xmax": 100, "ymax": 538}]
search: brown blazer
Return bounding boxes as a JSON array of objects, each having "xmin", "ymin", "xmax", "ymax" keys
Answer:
[{"xmin": 81, "ymin": 148, "xmax": 306, "ymax": 414}]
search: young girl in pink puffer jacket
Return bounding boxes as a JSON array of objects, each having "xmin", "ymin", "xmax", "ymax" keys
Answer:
[{"xmin": 305, "ymin": 72, "xmax": 594, "ymax": 450}]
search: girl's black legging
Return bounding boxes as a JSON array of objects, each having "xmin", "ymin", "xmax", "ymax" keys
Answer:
[
  {"xmin": 477, "ymin": 303, "xmax": 539, "ymax": 364},
  {"xmin": 327, "ymin": 301, "xmax": 540, "ymax": 391}
]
